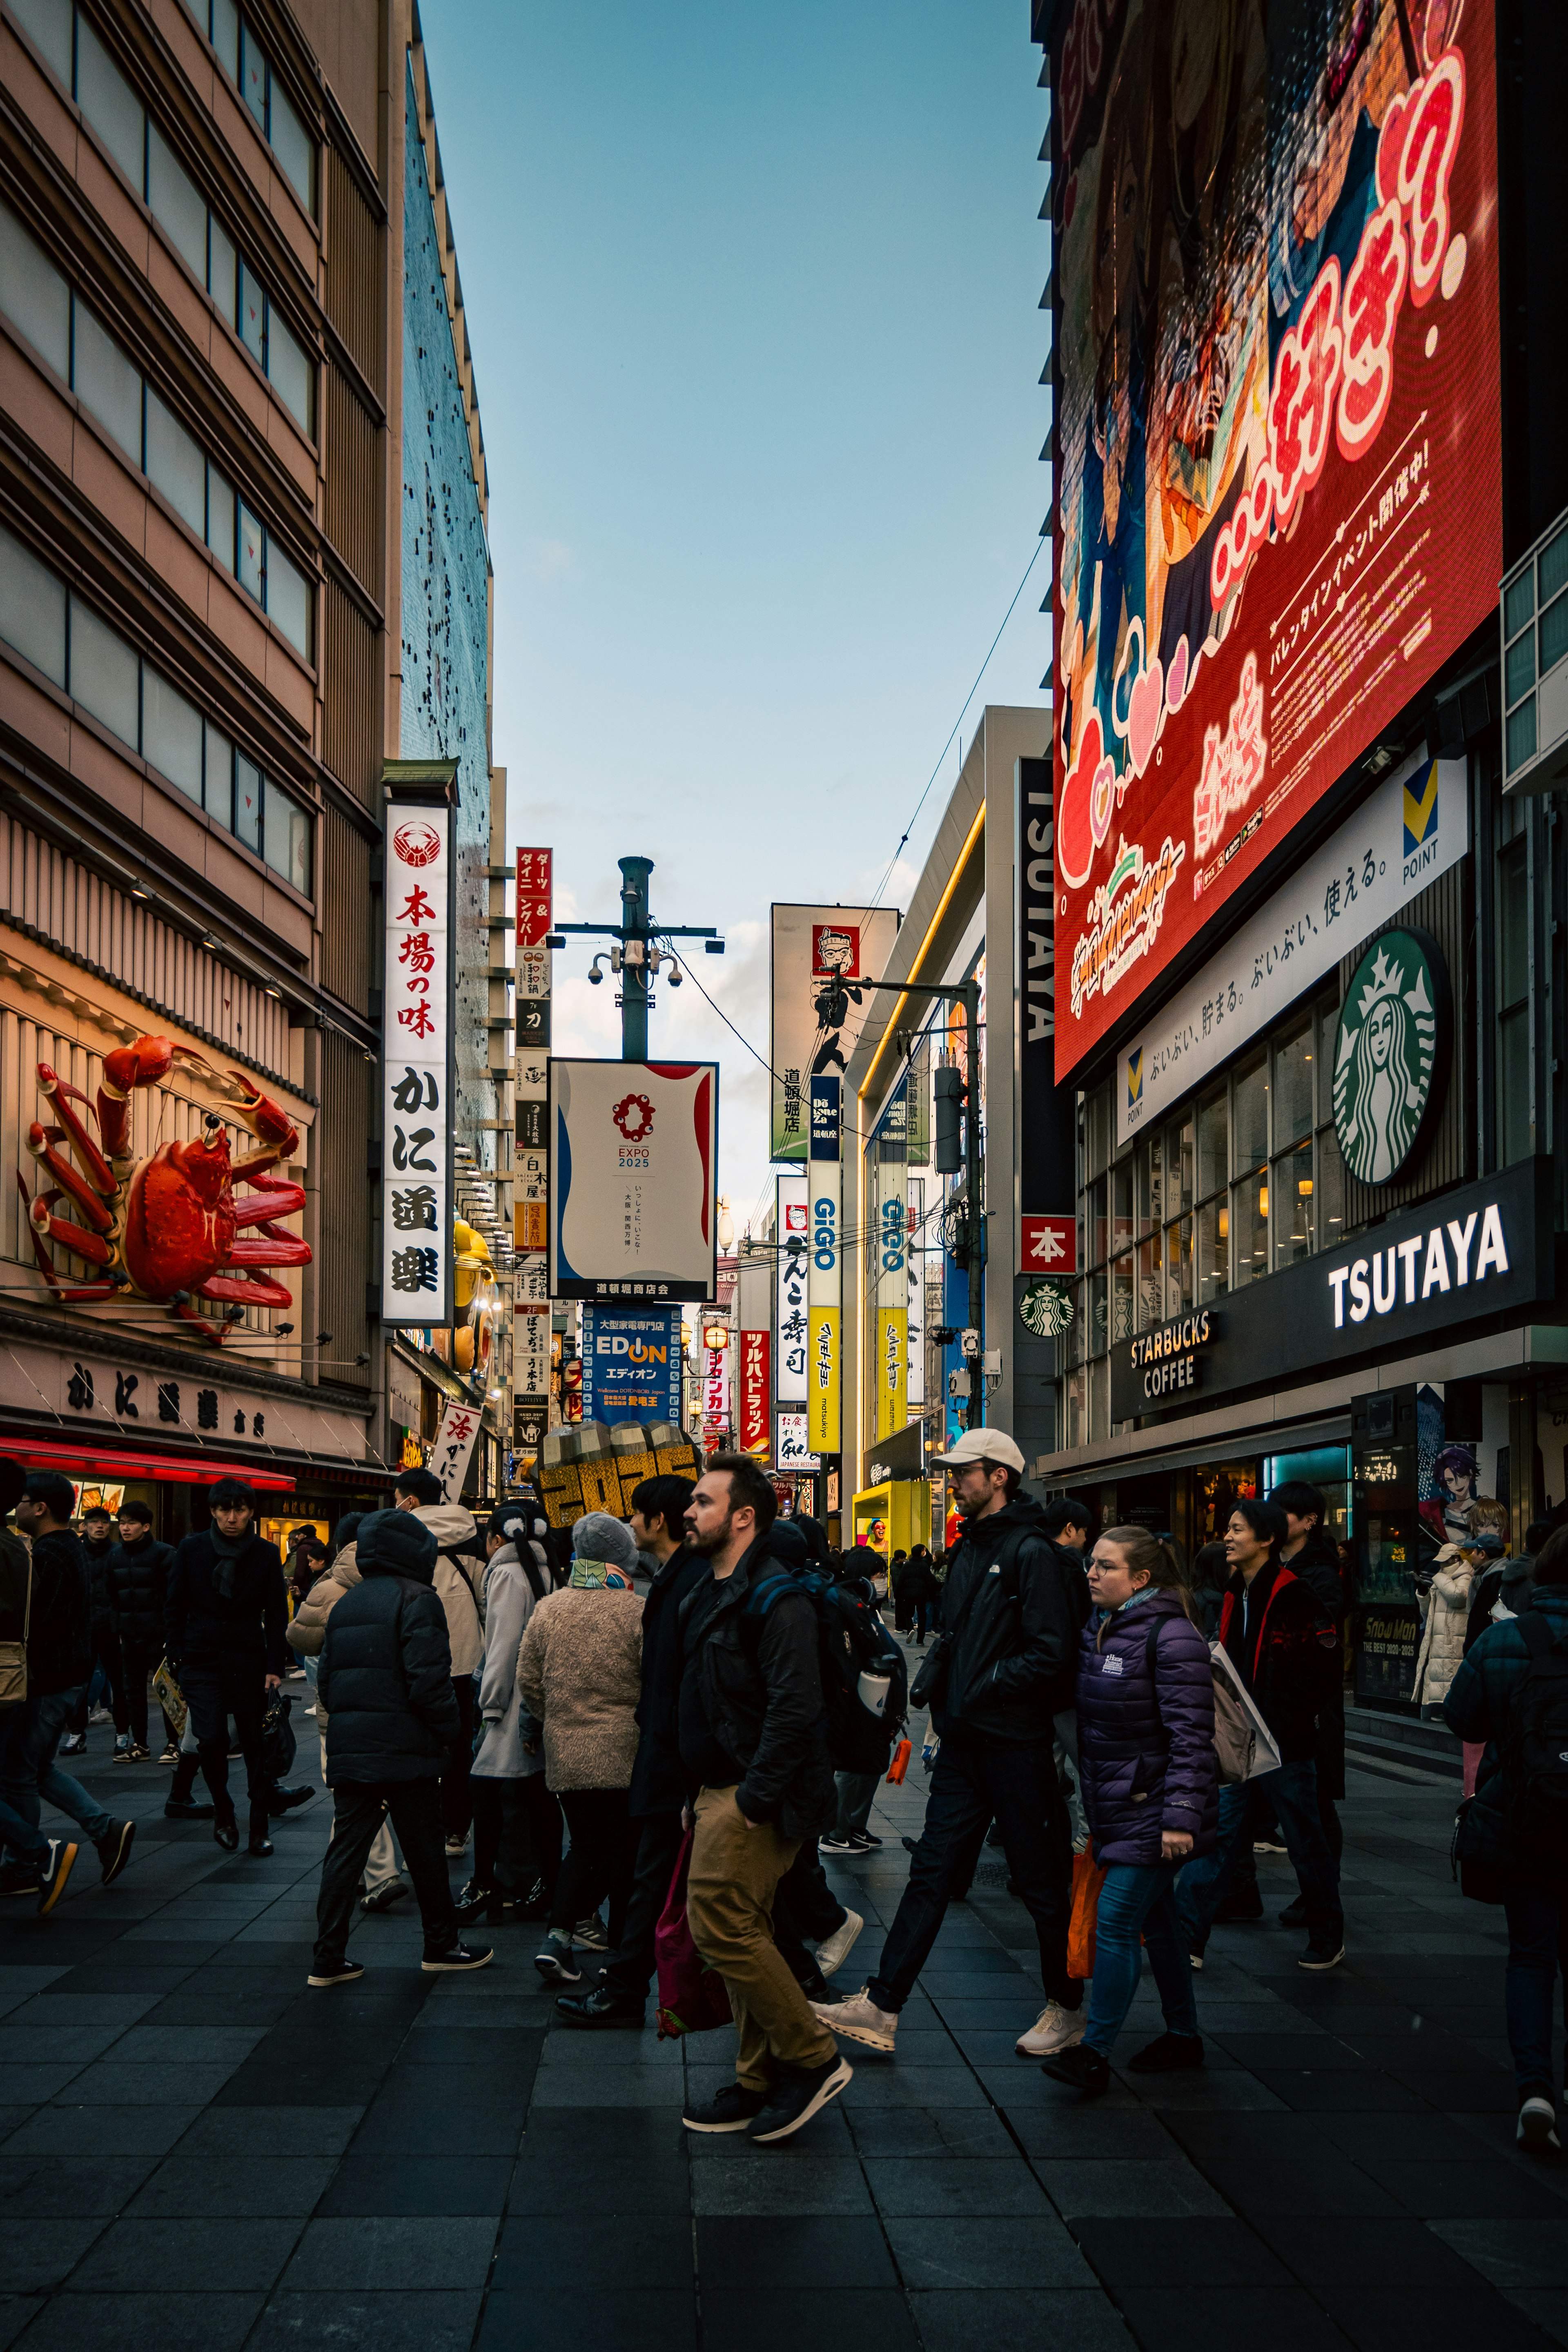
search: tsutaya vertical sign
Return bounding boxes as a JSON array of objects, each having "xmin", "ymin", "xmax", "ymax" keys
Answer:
[
  {"xmin": 382, "ymin": 791, "xmax": 454, "ymax": 1326},
  {"xmin": 807, "ymin": 1076, "xmax": 841, "ymax": 1454},
  {"xmin": 875, "ymin": 1082, "xmax": 907, "ymax": 1443},
  {"xmin": 775, "ymin": 1175, "xmax": 808, "ymax": 1403}
]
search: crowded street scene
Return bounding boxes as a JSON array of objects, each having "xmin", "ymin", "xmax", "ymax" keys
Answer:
[{"xmin": 2, "ymin": 0, "xmax": 1567, "ymax": 2344}]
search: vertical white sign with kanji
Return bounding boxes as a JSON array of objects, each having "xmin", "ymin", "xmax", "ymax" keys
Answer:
[
  {"xmin": 431, "ymin": 1394, "xmax": 482, "ymax": 1501},
  {"xmin": 382, "ymin": 802, "xmax": 453, "ymax": 1325},
  {"xmin": 775, "ymin": 1175, "xmax": 808, "ymax": 1403}
]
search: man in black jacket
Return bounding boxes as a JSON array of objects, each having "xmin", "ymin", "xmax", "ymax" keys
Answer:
[
  {"xmin": 309, "ymin": 1508, "xmax": 490, "ymax": 1985},
  {"xmin": 165, "ymin": 1477, "xmax": 287, "ymax": 1856},
  {"xmin": 556, "ymin": 1472, "xmax": 700, "ymax": 2027},
  {"xmin": 106, "ymin": 1501, "xmax": 174, "ymax": 1762},
  {"xmin": 61, "ymin": 1505, "xmax": 128, "ymax": 1756},
  {"xmin": 678, "ymin": 1454, "xmax": 853, "ymax": 2144},
  {"xmin": 815, "ymin": 1428, "xmax": 1088, "ymax": 2062},
  {"xmin": 0, "ymin": 1471, "xmax": 134, "ymax": 1901}
]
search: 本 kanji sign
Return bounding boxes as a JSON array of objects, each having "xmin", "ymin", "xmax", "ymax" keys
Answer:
[
  {"xmin": 382, "ymin": 795, "xmax": 453, "ymax": 1325},
  {"xmin": 1020, "ymin": 1216, "xmax": 1076, "ymax": 1276}
]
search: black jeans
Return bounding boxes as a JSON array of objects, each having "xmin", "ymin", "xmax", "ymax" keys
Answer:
[
  {"xmin": 68, "ymin": 1629, "xmax": 127, "ymax": 1737},
  {"xmin": 550, "ymin": 1787, "xmax": 640, "ymax": 1944},
  {"xmin": 601, "ymin": 1811, "xmax": 686, "ymax": 2003},
  {"xmin": 182, "ymin": 1663, "xmax": 267, "ymax": 1826},
  {"xmin": 441, "ymin": 1677, "xmax": 475, "ymax": 1839},
  {"xmin": 471, "ymin": 1775, "xmax": 532, "ymax": 1892},
  {"xmin": 869, "ymin": 1728, "xmax": 1078, "ymax": 2013},
  {"xmin": 118, "ymin": 1639, "xmax": 172, "ymax": 1750},
  {"xmin": 314, "ymin": 1777, "xmax": 457, "ymax": 1966}
]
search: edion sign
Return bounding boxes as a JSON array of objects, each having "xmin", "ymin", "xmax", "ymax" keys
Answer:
[{"xmin": 1050, "ymin": 0, "xmax": 1501, "ymax": 1080}]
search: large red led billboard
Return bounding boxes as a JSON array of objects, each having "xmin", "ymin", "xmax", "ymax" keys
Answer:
[{"xmin": 1050, "ymin": 0, "xmax": 1501, "ymax": 1082}]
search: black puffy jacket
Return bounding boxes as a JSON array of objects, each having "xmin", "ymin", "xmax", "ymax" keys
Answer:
[
  {"xmin": 83, "ymin": 1537, "xmax": 117, "ymax": 1636},
  {"xmin": 679, "ymin": 1528, "xmax": 833, "ymax": 1838},
  {"xmin": 318, "ymin": 1552, "xmax": 460, "ymax": 1785},
  {"xmin": 25, "ymin": 1528, "xmax": 91, "ymax": 1697},
  {"xmin": 166, "ymin": 1531, "xmax": 288, "ymax": 1678},
  {"xmin": 629, "ymin": 1543, "xmax": 713, "ymax": 1817},
  {"xmin": 107, "ymin": 1535, "xmax": 173, "ymax": 1648},
  {"xmin": 935, "ymin": 1496, "xmax": 1089, "ymax": 1741}
]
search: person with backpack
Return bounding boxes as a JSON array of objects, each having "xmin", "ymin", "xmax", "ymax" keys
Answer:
[
  {"xmin": 1042, "ymin": 1526, "xmax": 1217, "ymax": 2096},
  {"xmin": 1444, "ymin": 1523, "xmax": 1568, "ymax": 2152},
  {"xmin": 1176, "ymin": 1499, "xmax": 1344, "ymax": 1971},
  {"xmin": 813, "ymin": 1428, "xmax": 1089, "ymax": 2063},
  {"xmin": 677, "ymin": 1454, "xmax": 853, "ymax": 2142},
  {"xmin": 392, "ymin": 1466, "xmax": 486, "ymax": 1858}
]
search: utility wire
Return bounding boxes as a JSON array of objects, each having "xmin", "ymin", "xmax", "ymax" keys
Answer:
[{"xmin": 866, "ymin": 535, "xmax": 1046, "ymax": 914}]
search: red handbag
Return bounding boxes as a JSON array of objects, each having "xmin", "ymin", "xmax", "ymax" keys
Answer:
[
  {"xmin": 1066, "ymin": 1846, "xmax": 1107, "ymax": 1980},
  {"xmin": 654, "ymin": 1829, "xmax": 734, "ymax": 2039}
]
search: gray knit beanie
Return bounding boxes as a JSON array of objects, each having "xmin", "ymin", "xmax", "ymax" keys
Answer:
[{"xmin": 571, "ymin": 1510, "xmax": 639, "ymax": 1570}]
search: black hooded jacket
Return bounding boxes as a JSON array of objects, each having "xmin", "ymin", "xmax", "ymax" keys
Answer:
[
  {"xmin": 629, "ymin": 1541, "xmax": 713, "ymax": 1817},
  {"xmin": 934, "ymin": 1493, "xmax": 1089, "ymax": 1741},
  {"xmin": 82, "ymin": 1536, "xmax": 117, "ymax": 1637},
  {"xmin": 107, "ymin": 1533, "xmax": 174, "ymax": 1648},
  {"xmin": 24, "ymin": 1528, "xmax": 91, "ymax": 1697},
  {"xmin": 317, "ymin": 1512, "xmax": 459, "ymax": 1785},
  {"xmin": 678, "ymin": 1523, "xmax": 833, "ymax": 1837},
  {"xmin": 166, "ymin": 1530, "xmax": 288, "ymax": 1678}
]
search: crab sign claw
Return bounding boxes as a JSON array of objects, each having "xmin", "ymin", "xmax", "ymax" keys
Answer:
[
  {"xmin": 99, "ymin": 1036, "xmax": 175, "ymax": 1160},
  {"xmin": 227, "ymin": 1075, "xmax": 300, "ymax": 1169}
]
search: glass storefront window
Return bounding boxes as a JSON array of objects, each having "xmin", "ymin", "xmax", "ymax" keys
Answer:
[
  {"xmin": 1197, "ymin": 1196, "xmax": 1229, "ymax": 1303},
  {"xmin": 1196, "ymin": 1081, "xmax": 1227, "ymax": 1198},
  {"xmin": 1231, "ymin": 1169, "xmax": 1268, "ymax": 1288},
  {"xmin": 1318, "ymin": 1119, "xmax": 1347, "ymax": 1240},
  {"xmin": 1274, "ymin": 1137, "xmax": 1314, "ymax": 1267},
  {"xmin": 1087, "ymin": 1269, "xmax": 1108, "ymax": 1358},
  {"xmin": 1085, "ymin": 1175, "xmax": 1107, "ymax": 1269},
  {"xmin": 1170, "ymin": 1116, "xmax": 1194, "ymax": 1216},
  {"xmin": 1166, "ymin": 1215, "xmax": 1194, "ymax": 1315},
  {"xmin": 1110, "ymin": 1156, "xmax": 1134, "ymax": 1256},
  {"xmin": 1234, "ymin": 1049, "xmax": 1267, "ymax": 1174},
  {"xmin": 1274, "ymin": 1014, "xmax": 1314, "ymax": 1147},
  {"xmin": 1109, "ymin": 1252, "xmax": 1134, "ymax": 1345},
  {"xmin": 1135, "ymin": 1232, "xmax": 1163, "ymax": 1330}
]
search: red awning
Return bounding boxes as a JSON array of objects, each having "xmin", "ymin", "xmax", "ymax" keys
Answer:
[{"xmin": 0, "ymin": 1438, "xmax": 297, "ymax": 1490}]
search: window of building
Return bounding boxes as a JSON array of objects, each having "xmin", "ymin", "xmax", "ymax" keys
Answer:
[
  {"xmin": 6, "ymin": 0, "xmax": 315, "ymax": 432},
  {"xmin": 181, "ymin": 0, "xmax": 316, "ymax": 212},
  {"xmin": 0, "ymin": 203, "xmax": 314, "ymax": 659},
  {"xmin": 1496, "ymin": 803, "xmax": 1530, "ymax": 1164},
  {"xmin": 0, "ymin": 521, "xmax": 313, "ymax": 897}
]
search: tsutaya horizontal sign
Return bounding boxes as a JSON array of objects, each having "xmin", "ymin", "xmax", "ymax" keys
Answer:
[
  {"xmin": 1111, "ymin": 1160, "xmax": 1553, "ymax": 1423},
  {"xmin": 1117, "ymin": 753, "xmax": 1465, "ymax": 1146}
]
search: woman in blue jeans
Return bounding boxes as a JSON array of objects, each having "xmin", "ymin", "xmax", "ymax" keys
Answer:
[{"xmin": 1042, "ymin": 1526, "xmax": 1217, "ymax": 2097}]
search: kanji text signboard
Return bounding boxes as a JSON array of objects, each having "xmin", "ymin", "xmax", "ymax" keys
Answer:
[{"xmin": 382, "ymin": 797, "xmax": 454, "ymax": 1325}]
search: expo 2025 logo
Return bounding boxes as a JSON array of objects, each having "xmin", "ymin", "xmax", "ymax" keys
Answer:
[
  {"xmin": 1332, "ymin": 929, "xmax": 1449, "ymax": 1186},
  {"xmin": 612, "ymin": 1093, "xmax": 655, "ymax": 1142}
]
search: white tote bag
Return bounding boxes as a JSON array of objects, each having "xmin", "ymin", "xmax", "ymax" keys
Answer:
[{"xmin": 1209, "ymin": 1638, "xmax": 1283, "ymax": 1783}]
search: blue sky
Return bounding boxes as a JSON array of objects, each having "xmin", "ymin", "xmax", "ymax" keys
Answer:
[{"xmin": 419, "ymin": 0, "xmax": 1050, "ymax": 1227}]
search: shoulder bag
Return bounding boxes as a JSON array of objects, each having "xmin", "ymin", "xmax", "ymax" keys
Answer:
[{"xmin": 0, "ymin": 1552, "xmax": 31, "ymax": 1706}]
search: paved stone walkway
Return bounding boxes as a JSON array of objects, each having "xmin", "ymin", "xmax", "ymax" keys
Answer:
[{"xmin": 2, "ymin": 1648, "xmax": 1566, "ymax": 2351}]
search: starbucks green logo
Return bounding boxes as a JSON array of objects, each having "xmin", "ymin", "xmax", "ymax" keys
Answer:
[
  {"xmin": 1019, "ymin": 1276, "xmax": 1075, "ymax": 1339},
  {"xmin": 1332, "ymin": 929, "xmax": 1447, "ymax": 1185}
]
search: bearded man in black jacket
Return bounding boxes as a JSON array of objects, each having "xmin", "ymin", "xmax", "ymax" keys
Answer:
[{"xmin": 814, "ymin": 1428, "xmax": 1089, "ymax": 2065}]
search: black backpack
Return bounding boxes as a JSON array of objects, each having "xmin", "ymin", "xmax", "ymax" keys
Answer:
[
  {"xmin": 1502, "ymin": 1609, "xmax": 1568, "ymax": 1868},
  {"xmin": 743, "ymin": 1567, "xmax": 908, "ymax": 1773}
]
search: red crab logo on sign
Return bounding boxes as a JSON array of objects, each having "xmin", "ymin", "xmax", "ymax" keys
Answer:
[
  {"xmin": 393, "ymin": 823, "xmax": 442, "ymax": 869},
  {"xmin": 611, "ymin": 1093, "xmax": 655, "ymax": 1143},
  {"xmin": 18, "ymin": 1035, "xmax": 311, "ymax": 1347}
]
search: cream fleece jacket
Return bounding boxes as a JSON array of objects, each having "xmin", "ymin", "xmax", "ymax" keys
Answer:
[{"xmin": 516, "ymin": 1586, "xmax": 644, "ymax": 1792}]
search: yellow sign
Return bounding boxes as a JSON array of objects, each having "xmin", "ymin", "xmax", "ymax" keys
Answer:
[
  {"xmin": 875, "ymin": 1305, "xmax": 907, "ymax": 1442},
  {"xmin": 515, "ymin": 1201, "xmax": 547, "ymax": 1252},
  {"xmin": 808, "ymin": 1303, "xmax": 840, "ymax": 1454}
]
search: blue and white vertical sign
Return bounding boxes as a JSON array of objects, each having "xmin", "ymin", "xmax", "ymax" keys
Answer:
[{"xmin": 583, "ymin": 1304, "xmax": 683, "ymax": 1425}]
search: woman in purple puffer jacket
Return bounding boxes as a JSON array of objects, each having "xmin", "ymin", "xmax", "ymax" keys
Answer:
[{"xmin": 1042, "ymin": 1526, "xmax": 1218, "ymax": 2099}]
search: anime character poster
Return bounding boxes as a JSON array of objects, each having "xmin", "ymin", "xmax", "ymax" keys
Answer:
[{"xmin": 1051, "ymin": 0, "xmax": 1501, "ymax": 1082}]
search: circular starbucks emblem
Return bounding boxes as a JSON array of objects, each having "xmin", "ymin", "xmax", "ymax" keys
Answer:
[
  {"xmin": 1332, "ymin": 927, "xmax": 1449, "ymax": 1185},
  {"xmin": 1019, "ymin": 1276, "xmax": 1075, "ymax": 1339}
]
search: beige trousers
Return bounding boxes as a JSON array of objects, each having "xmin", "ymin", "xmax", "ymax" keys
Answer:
[{"xmin": 686, "ymin": 1784, "xmax": 838, "ymax": 2089}]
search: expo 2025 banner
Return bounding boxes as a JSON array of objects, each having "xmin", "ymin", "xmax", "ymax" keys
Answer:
[{"xmin": 1050, "ymin": 0, "xmax": 1501, "ymax": 1081}]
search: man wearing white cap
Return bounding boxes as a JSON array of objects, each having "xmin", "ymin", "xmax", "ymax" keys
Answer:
[{"xmin": 813, "ymin": 1428, "xmax": 1089, "ymax": 2061}]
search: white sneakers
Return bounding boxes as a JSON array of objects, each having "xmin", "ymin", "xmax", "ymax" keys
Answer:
[
  {"xmin": 1016, "ymin": 2000, "xmax": 1087, "ymax": 2059},
  {"xmin": 1518, "ymin": 2096, "xmax": 1562, "ymax": 2154},
  {"xmin": 810, "ymin": 1987, "xmax": 898, "ymax": 2052},
  {"xmin": 815, "ymin": 1909, "xmax": 864, "ymax": 1980}
]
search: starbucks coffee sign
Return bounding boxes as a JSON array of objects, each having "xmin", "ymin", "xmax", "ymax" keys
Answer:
[
  {"xmin": 1332, "ymin": 928, "xmax": 1450, "ymax": 1185},
  {"xmin": 1019, "ymin": 1276, "xmax": 1074, "ymax": 1339}
]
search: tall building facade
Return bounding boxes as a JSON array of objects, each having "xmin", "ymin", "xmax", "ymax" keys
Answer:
[{"xmin": 0, "ymin": 0, "xmax": 497, "ymax": 1538}]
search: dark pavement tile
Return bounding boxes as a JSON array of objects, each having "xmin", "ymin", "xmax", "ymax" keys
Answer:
[
  {"xmin": 1073, "ymin": 2217, "xmax": 1292, "ymax": 2289},
  {"xmin": 1038, "ymin": 2158, "xmax": 1232, "ymax": 2218},
  {"xmin": 174, "ymin": 2105, "xmax": 363, "ymax": 2156},
  {"xmin": 1430, "ymin": 2219, "xmax": 1568, "ymax": 2288},
  {"xmin": 1212, "ymin": 2035, "xmax": 1380, "ymax": 2071},
  {"xmin": 2, "ymin": 2106, "xmax": 201, "ymax": 2155},
  {"xmin": 13, "ymin": 2292, "xmax": 263, "ymax": 2349},
  {"xmin": 1313, "ymin": 2283, "xmax": 1555, "ymax": 2352},
  {"xmin": 907, "ymin": 2289, "xmax": 1132, "ymax": 2352},
  {"xmin": 1246, "ymin": 2068, "xmax": 1429, "ymax": 2111},
  {"xmin": 1504, "ymin": 2290, "xmax": 1568, "ymax": 2347},
  {"xmin": 32, "ymin": 1965, "xmax": 194, "ymax": 1997},
  {"xmin": 864, "ymin": 2155, "xmax": 1051, "ymax": 2216},
  {"xmin": 696, "ymin": 2214, "xmax": 899, "ymax": 2291},
  {"xmin": 492, "ymin": 2209, "xmax": 693, "ymax": 2291},
  {"xmin": 696, "ymin": 2290, "xmax": 915, "ymax": 2352},
  {"xmin": 1114, "ymin": 2287, "xmax": 1353, "ymax": 2352},
  {"xmin": 66, "ymin": 2215, "xmax": 301, "ymax": 2291},
  {"xmin": 690, "ymin": 2156, "xmax": 872, "ymax": 2215},
  {"xmin": 1366, "ymin": 2158, "xmax": 1568, "ymax": 2218},
  {"xmin": 0, "ymin": 2218, "xmax": 102, "ymax": 2292},
  {"xmin": 280, "ymin": 2214, "xmax": 497, "ymax": 2291},
  {"xmin": 0, "ymin": 2298, "xmax": 40, "ymax": 2350},
  {"xmin": 1250, "ymin": 2216, "xmax": 1514, "ymax": 2288},
  {"xmin": 477, "ymin": 2290, "xmax": 696, "ymax": 2350},
  {"xmin": 886, "ymin": 2213, "xmax": 1094, "ymax": 2292},
  {"xmin": 214, "ymin": 2061, "xmax": 392, "ymax": 2107},
  {"xmin": 1009, "ymin": 2108, "xmax": 1183, "ymax": 2160},
  {"xmin": 252, "ymin": 2290, "xmax": 484, "ymax": 2350},
  {"xmin": 1305, "ymin": 2111, "xmax": 1495, "ymax": 2164},
  {"xmin": 394, "ymin": 2025, "xmax": 546, "ymax": 2064},
  {"xmin": 1193, "ymin": 2157, "xmax": 1405, "ymax": 2218},
  {"xmin": 315, "ymin": 2154, "xmax": 512, "ymax": 2216},
  {"xmin": 126, "ymin": 2155, "xmax": 338, "ymax": 2216},
  {"xmin": 845, "ymin": 2105, "xmax": 1015, "ymax": 2157},
  {"xmin": 348, "ymin": 2099, "xmax": 522, "ymax": 2156}
]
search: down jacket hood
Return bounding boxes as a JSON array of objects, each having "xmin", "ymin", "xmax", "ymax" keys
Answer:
[{"xmin": 356, "ymin": 1509, "xmax": 437, "ymax": 1582}]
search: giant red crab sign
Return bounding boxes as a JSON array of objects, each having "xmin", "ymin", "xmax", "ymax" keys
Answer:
[{"xmin": 18, "ymin": 1034, "xmax": 311, "ymax": 1347}]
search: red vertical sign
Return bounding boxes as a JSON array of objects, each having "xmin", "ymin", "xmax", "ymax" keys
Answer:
[
  {"xmin": 516, "ymin": 847, "xmax": 553, "ymax": 948},
  {"xmin": 738, "ymin": 1328, "xmax": 771, "ymax": 1454}
]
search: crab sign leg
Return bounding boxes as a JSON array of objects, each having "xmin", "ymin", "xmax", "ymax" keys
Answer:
[
  {"xmin": 223, "ymin": 1230, "xmax": 312, "ymax": 1267},
  {"xmin": 98, "ymin": 1037, "xmax": 174, "ymax": 1160},
  {"xmin": 194, "ymin": 1271, "xmax": 295, "ymax": 1309},
  {"xmin": 230, "ymin": 1178, "xmax": 308, "ymax": 1226},
  {"xmin": 34, "ymin": 1069, "xmax": 114, "ymax": 1195},
  {"xmin": 29, "ymin": 1199, "xmax": 114, "ymax": 1267},
  {"xmin": 26, "ymin": 1126, "xmax": 114, "ymax": 1232},
  {"xmin": 17, "ymin": 1172, "xmax": 117, "ymax": 1296}
]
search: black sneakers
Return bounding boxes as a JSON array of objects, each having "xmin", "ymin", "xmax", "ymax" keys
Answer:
[
  {"xmin": 749, "ymin": 2054, "xmax": 855, "ymax": 2143},
  {"xmin": 36, "ymin": 1839, "xmax": 78, "ymax": 1917},
  {"xmin": 422, "ymin": 1942, "xmax": 494, "ymax": 1974},
  {"xmin": 308, "ymin": 1957, "xmax": 366, "ymax": 1989},
  {"xmin": 683, "ymin": 2081, "xmax": 769, "ymax": 2134},
  {"xmin": 1041, "ymin": 2042, "xmax": 1111, "ymax": 2098},
  {"xmin": 534, "ymin": 1932, "xmax": 581, "ymax": 1984},
  {"xmin": 1127, "ymin": 2031, "xmax": 1205, "ymax": 2074},
  {"xmin": 96, "ymin": 1821, "xmax": 136, "ymax": 1886},
  {"xmin": 1299, "ymin": 1943, "xmax": 1346, "ymax": 1971},
  {"xmin": 555, "ymin": 1987, "xmax": 646, "ymax": 2028}
]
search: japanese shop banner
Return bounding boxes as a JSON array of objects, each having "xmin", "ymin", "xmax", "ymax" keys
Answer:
[
  {"xmin": 583, "ymin": 1304, "xmax": 684, "ymax": 1426},
  {"xmin": 906, "ymin": 1175, "xmax": 925, "ymax": 1410},
  {"xmin": 807, "ymin": 1077, "xmax": 841, "ymax": 1454},
  {"xmin": 431, "ymin": 1394, "xmax": 482, "ymax": 1503},
  {"xmin": 382, "ymin": 801, "xmax": 454, "ymax": 1325},
  {"xmin": 516, "ymin": 847, "xmax": 553, "ymax": 1045},
  {"xmin": 548, "ymin": 1060, "xmax": 717, "ymax": 1302},
  {"xmin": 1051, "ymin": 0, "xmax": 1501, "ymax": 1082},
  {"xmin": 875, "ymin": 1086, "xmax": 908, "ymax": 1443},
  {"xmin": 1116, "ymin": 749, "xmax": 1464, "ymax": 1145},
  {"xmin": 738, "ymin": 1325, "xmax": 771, "ymax": 1455},
  {"xmin": 777, "ymin": 1412, "xmax": 821, "ymax": 1472},
  {"xmin": 770, "ymin": 904, "xmax": 899, "ymax": 1161},
  {"xmin": 775, "ymin": 1175, "xmax": 808, "ymax": 1403}
]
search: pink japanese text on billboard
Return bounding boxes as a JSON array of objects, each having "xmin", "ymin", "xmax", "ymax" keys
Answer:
[{"xmin": 1050, "ymin": 0, "xmax": 1501, "ymax": 1082}]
